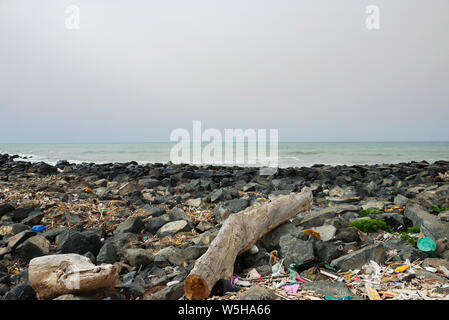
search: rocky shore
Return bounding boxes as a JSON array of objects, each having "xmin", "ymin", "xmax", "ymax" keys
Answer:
[{"xmin": 1, "ymin": 153, "xmax": 449, "ymax": 300}]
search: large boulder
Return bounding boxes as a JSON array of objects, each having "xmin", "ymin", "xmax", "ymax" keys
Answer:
[
  {"xmin": 21, "ymin": 210, "xmax": 44, "ymax": 226},
  {"xmin": 293, "ymin": 204, "xmax": 359, "ymax": 228},
  {"xmin": 313, "ymin": 241, "xmax": 344, "ymax": 263},
  {"xmin": 279, "ymin": 234, "xmax": 315, "ymax": 268},
  {"xmin": 259, "ymin": 221, "xmax": 297, "ymax": 251},
  {"xmin": 104, "ymin": 232, "xmax": 138, "ymax": 252},
  {"xmin": 330, "ymin": 243, "xmax": 386, "ymax": 271},
  {"xmin": 156, "ymin": 220, "xmax": 192, "ymax": 237},
  {"xmin": 237, "ymin": 285, "xmax": 277, "ymax": 300},
  {"xmin": 144, "ymin": 206, "xmax": 165, "ymax": 217},
  {"xmin": 225, "ymin": 198, "xmax": 249, "ymax": 213},
  {"xmin": 334, "ymin": 228, "xmax": 360, "ymax": 243},
  {"xmin": 168, "ymin": 207, "xmax": 191, "ymax": 223},
  {"xmin": 383, "ymin": 238, "xmax": 427, "ymax": 262},
  {"xmin": 28, "ymin": 254, "xmax": 118, "ymax": 300},
  {"xmin": 144, "ymin": 281, "xmax": 185, "ymax": 300},
  {"xmin": 38, "ymin": 163, "xmax": 58, "ymax": 175},
  {"xmin": 405, "ymin": 203, "xmax": 449, "ymax": 241},
  {"xmin": 117, "ymin": 182, "xmax": 139, "ymax": 196},
  {"xmin": 15, "ymin": 235, "xmax": 50, "ymax": 262},
  {"xmin": 114, "ymin": 217, "xmax": 144, "ymax": 234},
  {"xmin": 7, "ymin": 230, "xmax": 36, "ymax": 251},
  {"xmin": 394, "ymin": 194, "xmax": 409, "ymax": 206},
  {"xmin": 138, "ymin": 178, "xmax": 162, "ymax": 189},
  {"xmin": 301, "ymin": 280, "xmax": 355, "ymax": 298},
  {"xmin": 379, "ymin": 213, "xmax": 408, "ymax": 232},
  {"xmin": 123, "ymin": 248, "xmax": 154, "ymax": 268},
  {"xmin": 42, "ymin": 228, "xmax": 67, "ymax": 242},
  {"xmin": 60, "ymin": 212, "xmax": 81, "ymax": 225},
  {"xmin": 95, "ymin": 187, "xmax": 111, "ymax": 200},
  {"xmin": 10, "ymin": 206, "xmax": 35, "ymax": 222},
  {"xmin": 154, "ymin": 245, "xmax": 208, "ymax": 266},
  {"xmin": 96, "ymin": 243, "xmax": 117, "ymax": 265},
  {"xmin": 422, "ymin": 258, "xmax": 449, "ymax": 269},
  {"xmin": 3, "ymin": 284, "xmax": 37, "ymax": 300},
  {"xmin": 309, "ymin": 225, "xmax": 337, "ymax": 242},
  {"xmin": 146, "ymin": 215, "xmax": 171, "ymax": 234},
  {"xmin": 0, "ymin": 203, "xmax": 15, "ymax": 218},
  {"xmin": 56, "ymin": 230, "xmax": 102, "ymax": 256},
  {"xmin": 210, "ymin": 188, "xmax": 227, "ymax": 203},
  {"xmin": 213, "ymin": 204, "xmax": 231, "ymax": 223}
]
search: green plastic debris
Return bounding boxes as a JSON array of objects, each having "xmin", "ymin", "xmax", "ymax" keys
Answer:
[
  {"xmin": 324, "ymin": 296, "xmax": 352, "ymax": 300},
  {"xmin": 417, "ymin": 237, "xmax": 437, "ymax": 257},
  {"xmin": 288, "ymin": 264, "xmax": 298, "ymax": 281},
  {"xmin": 324, "ymin": 264, "xmax": 336, "ymax": 272}
]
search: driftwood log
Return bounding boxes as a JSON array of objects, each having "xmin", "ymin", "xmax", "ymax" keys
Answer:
[{"xmin": 185, "ymin": 187, "xmax": 313, "ymax": 300}]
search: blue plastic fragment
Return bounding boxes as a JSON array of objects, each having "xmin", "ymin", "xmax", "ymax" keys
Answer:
[{"xmin": 32, "ymin": 225, "xmax": 47, "ymax": 232}]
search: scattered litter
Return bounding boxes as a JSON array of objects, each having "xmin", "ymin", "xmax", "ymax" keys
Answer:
[
  {"xmin": 232, "ymin": 276, "xmax": 251, "ymax": 287},
  {"xmin": 319, "ymin": 270, "xmax": 339, "ymax": 280},
  {"xmin": 305, "ymin": 295, "xmax": 322, "ymax": 300},
  {"xmin": 9, "ymin": 267, "xmax": 21, "ymax": 275},
  {"xmin": 271, "ymin": 259, "xmax": 284, "ymax": 277},
  {"xmin": 363, "ymin": 260, "xmax": 383, "ymax": 279},
  {"xmin": 31, "ymin": 225, "xmax": 47, "ymax": 233},
  {"xmin": 379, "ymin": 291, "xmax": 398, "ymax": 298},
  {"xmin": 2, "ymin": 156, "xmax": 449, "ymax": 302},
  {"xmin": 82, "ymin": 187, "xmax": 92, "ymax": 193},
  {"xmin": 295, "ymin": 276, "xmax": 309, "ymax": 283},
  {"xmin": 365, "ymin": 286, "xmax": 382, "ymax": 300},
  {"xmin": 284, "ymin": 284, "xmax": 300, "ymax": 295},
  {"xmin": 424, "ymin": 267, "xmax": 437, "ymax": 273},
  {"xmin": 324, "ymin": 296, "xmax": 352, "ymax": 300}
]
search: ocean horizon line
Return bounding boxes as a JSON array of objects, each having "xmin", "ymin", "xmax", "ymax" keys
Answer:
[{"xmin": 1, "ymin": 141, "xmax": 449, "ymax": 145}]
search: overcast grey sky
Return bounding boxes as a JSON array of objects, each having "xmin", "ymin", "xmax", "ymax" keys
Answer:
[{"xmin": 1, "ymin": 0, "xmax": 448, "ymax": 143}]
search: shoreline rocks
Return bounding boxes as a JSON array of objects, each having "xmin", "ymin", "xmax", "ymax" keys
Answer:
[{"xmin": 0, "ymin": 153, "xmax": 449, "ymax": 300}]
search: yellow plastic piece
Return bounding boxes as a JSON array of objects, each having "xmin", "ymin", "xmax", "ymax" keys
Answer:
[
  {"xmin": 395, "ymin": 265, "xmax": 410, "ymax": 273},
  {"xmin": 385, "ymin": 206, "xmax": 405, "ymax": 213},
  {"xmin": 302, "ymin": 229, "xmax": 321, "ymax": 240},
  {"xmin": 366, "ymin": 287, "xmax": 382, "ymax": 300}
]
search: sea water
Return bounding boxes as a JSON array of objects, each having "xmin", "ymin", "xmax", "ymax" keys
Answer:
[{"xmin": 0, "ymin": 142, "xmax": 448, "ymax": 168}]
